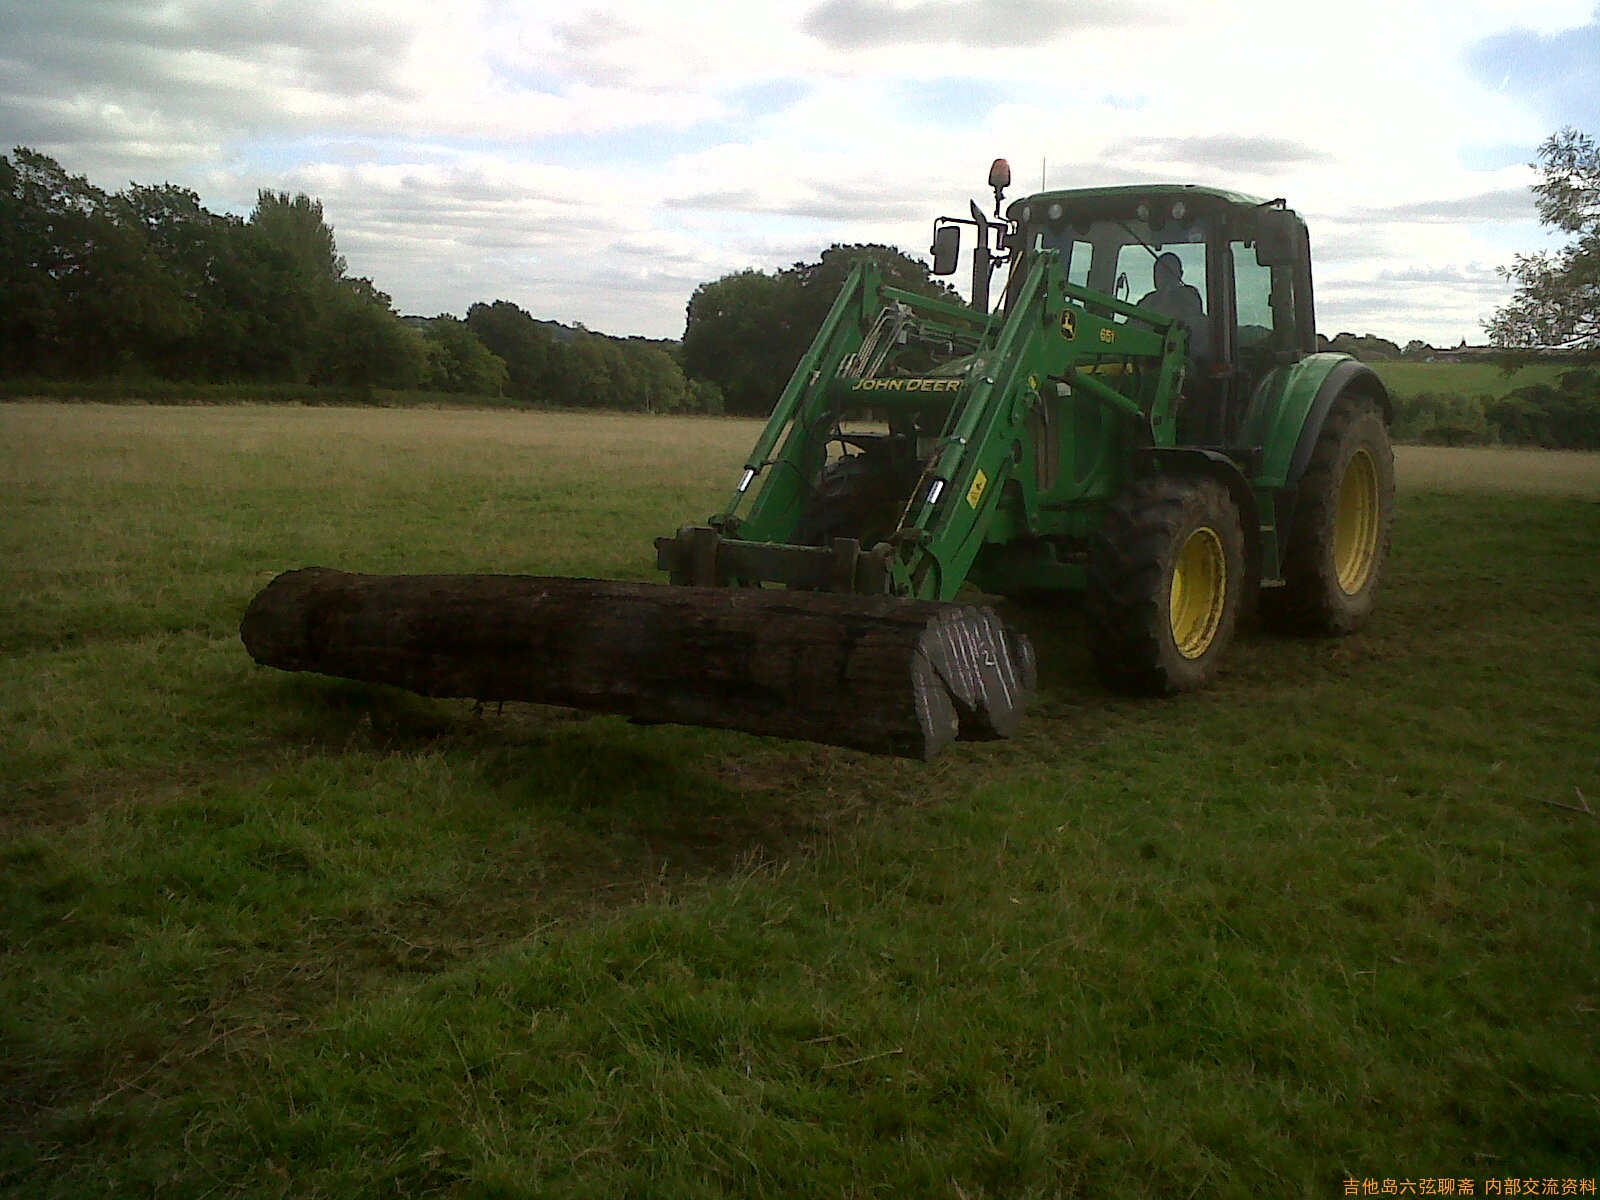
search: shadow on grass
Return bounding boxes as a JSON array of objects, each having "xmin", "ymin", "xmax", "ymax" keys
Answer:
[
  {"xmin": 248, "ymin": 672, "xmax": 857, "ymax": 914},
  {"xmin": 989, "ymin": 593, "xmax": 1102, "ymax": 712}
]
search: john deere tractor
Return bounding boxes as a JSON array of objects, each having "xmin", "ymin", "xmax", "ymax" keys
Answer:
[
  {"xmin": 245, "ymin": 160, "xmax": 1396, "ymax": 759},
  {"xmin": 657, "ymin": 159, "xmax": 1396, "ymax": 695}
]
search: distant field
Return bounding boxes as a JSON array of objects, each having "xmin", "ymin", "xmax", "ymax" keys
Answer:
[
  {"xmin": 1370, "ymin": 359, "xmax": 1566, "ymax": 399},
  {"xmin": 3, "ymin": 405, "xmax": 1597, "ymax": 1198},
  {"xmin": 1396, "ymin": 444, "xmax": 1600, "ymax": 497}
]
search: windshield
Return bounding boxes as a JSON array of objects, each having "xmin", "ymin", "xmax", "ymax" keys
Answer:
[{"xmin": 1019, "ymin": 213, "xmax": 1210, "ymax": 303}]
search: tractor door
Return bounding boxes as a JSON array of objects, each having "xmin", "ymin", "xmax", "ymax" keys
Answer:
[{"xmin": 1218, "ymin": 208, "xmax": 1317, "ymax": 444}]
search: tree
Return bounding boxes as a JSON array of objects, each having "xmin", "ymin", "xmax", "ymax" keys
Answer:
[
  {"xmin": 465, "ymin": 300, "xmax": 555, "ymax": 401},
  {"xmin": 682, "ymin": 269, "xmax": 801, "ymax": 416},
  {"xmin": 0, "ymin": 148, "xmax": 190, "ymax": 375},
  {"xmin": 422, "ymin": 316, "xmax": 508, "ymax": 396},
  {"xmin": 238, "ymin": 189, "xmax": 421, "ymax": 388},
  {"xmin": 787, "ymin": 243, "xmax": 959, "ymax": 334},
  {"xmin": 239, "ymin": 189, "xmax": 352, "ymax": 382},
  {"xmin": 1487, "ymin": 128, "xmax": 1600, "ymax": 351},
  {"xmin": 118, "ymin": 182, "xmax": 252, "ymax": 378},
  {"xmin": 1322, "ymin": 332, "xmax": 1403, "ymax": 362},
  {"xmin": 311, "ymin": 279, "xmax": 426, "ymax": 390},
  {"xmin": 0, "ymin": 151, "xmax": 68, "ymax": 371},
  {"xmin": 682, "ymin": 245, "xmax": 960, "ymax": 417},
  {"xmin": 248, "ymin": 190, "xmax": 346, "ymax": 283}
]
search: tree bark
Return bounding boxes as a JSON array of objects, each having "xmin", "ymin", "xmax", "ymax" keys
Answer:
[{"xmin": 240, "ymin": 568, "xmax": 1035, "ymax": 760}]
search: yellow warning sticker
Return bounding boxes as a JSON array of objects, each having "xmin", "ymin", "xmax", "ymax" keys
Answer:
[
  {"xmin": 967, "ymin": 469, "xmax": 988, "ymax": 509},
  {"xmin": 1060, "ymin": 310, "xmax": 1077, "ymax": 341}
]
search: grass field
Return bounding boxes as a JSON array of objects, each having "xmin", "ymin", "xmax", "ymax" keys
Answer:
[
  {"xmin": 3, "ymin": 404, "xmax": 1598, "ymax": 1198},
  {"xmin": 1369, "ymin": 360, "xmax": 1568, "ymax": 400}
]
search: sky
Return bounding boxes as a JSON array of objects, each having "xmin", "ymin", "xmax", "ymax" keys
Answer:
[{"xmin": 3, "ymin": 0, "xmax": 1597, "ymax": 346}]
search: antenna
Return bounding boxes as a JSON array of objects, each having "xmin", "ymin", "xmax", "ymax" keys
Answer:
[{"xmin": 1041, "ymin": 158, "xmax": 1046, "ymax": 190}]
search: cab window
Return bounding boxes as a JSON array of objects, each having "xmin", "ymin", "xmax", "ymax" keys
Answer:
[
  {"xmin": 1233, "ymin": 241, "xmax": 1274, "ymax": 350},
  {"xmin": 1115, "ymin": 241, "xmax": 1207, "ymax": 311},
  {"xmin": 1033, "ymin": 225, "xmax": 1092, "ymax": 288}
]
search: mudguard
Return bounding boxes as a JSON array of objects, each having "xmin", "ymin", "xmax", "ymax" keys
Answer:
[
  {"xmin": 1242, "ymin": 352, "xmax": 1392, "ymax": 575},
  {"xmin": 1245, "ymin": 353, "xmax": 1392, "ymax": 491}
]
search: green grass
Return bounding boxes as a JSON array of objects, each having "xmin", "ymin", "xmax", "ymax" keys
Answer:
[
  {"xmin": 3, "ymin": 405, "xmax": 1598, "ymax": 1197},
  {"xmin": 1370, "ymin": 360, "xmax": 1567, "ymax": 400}
]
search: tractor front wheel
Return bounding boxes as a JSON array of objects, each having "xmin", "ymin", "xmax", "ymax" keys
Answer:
[
  {"xmin": 1086, "ymin": 475, "xmax": 1246, "ymax": 694},
  {"xmin": 1262, "ymin": 395, "xmax": 1395, "ymax": 636}
]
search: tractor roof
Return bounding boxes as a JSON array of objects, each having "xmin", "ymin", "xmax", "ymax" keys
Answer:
[{"xmin": 1014, "ymin": 183, "xmax": 1273, "ymax": 212}]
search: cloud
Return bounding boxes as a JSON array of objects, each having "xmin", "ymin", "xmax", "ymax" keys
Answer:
[
  {"xmin": 1351, "ymin": 189, "xmax": 1538, "ymax": 224},
  {"xmin": 800, "ymin": 0, "xmax": 1136, "ymax": 49},
  {"xmin": 550, "ymin": 9, "xmax": 640, "ymax": 52},
  {"xmin": 1372, "ymin": 264, "xmax": 1507, "ymax": 286},
  {"xmin": 243, "ymin": 159, "xmax": 728, "ymax": 335},
  {"xmin": 0, "ymin": 0, "xmax": 436, "ymax": 112},
  {"xmin": 1319, "ymin": 265, "xmax": 1506, "ymax": 293},
  {"xmin": 664, "ymin": 186, "xmax": 930, "ymax": 222},
  {"xmin": 5, "ymin": 0, "xmax": 1593, "ymax": 346},
  {"xmin": 1467, "ymin": 9, "xmax": 1600, "ymax": 131},
  {"xmin": 1116, "ymin": 135, "xmax": 1332, "ymax": 172},
  {"xmin": 0, "ymin": 0, "xmax": 485, "ymax": 179}
]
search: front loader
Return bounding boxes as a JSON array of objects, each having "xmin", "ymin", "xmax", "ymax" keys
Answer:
[
  {"xmin": 656, "ymin": 163, "xmax": 1395, "ymax": 687},
  {"xmin": 243, "ymin": 161, "xmax": 1395, "ymax": 759}
]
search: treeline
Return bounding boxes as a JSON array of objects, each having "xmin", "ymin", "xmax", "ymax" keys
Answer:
[
  {"xmin": 3, "ymin": 148, "xmax": 424, "ymax": 387},
  {"xmin": 1317, "ymin": 333, "xmax": 1424, "ymax": 362},
  {"xmin": 0, "ymin": 148, "xmax": 719, "ymax": 412},
  {"xmin": 9, "ymin": 144, "xmax": 1596, "ymax": 446},
  {"xmin": 458, "ymin": 303, "xmax": 720, "ymax": 413},
  {"xmin": 1392, "ymin": 369, "xmax": 1600, "ymax": 449},
  {"xmin": 0, "ymin": 146, "xmax": 948, "ymax": 418}
]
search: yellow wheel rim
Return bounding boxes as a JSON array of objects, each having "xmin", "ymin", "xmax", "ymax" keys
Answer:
[
  {"xmin": 1334, "ymin": 449, "xmax": 1380, "ymax": 595},
  {"xmin": 1170, "ymin": 526, "xmax": 1227, "ymax": 659}
]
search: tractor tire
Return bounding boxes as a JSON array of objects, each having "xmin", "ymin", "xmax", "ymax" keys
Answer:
[
  {"xmin": 1261, "ymin": 395, "xmax": 1395, "ymax": 636},
  {"xmin": 1086, "ymin": 475, "xmax": 1246, "ymax": 694},
  {"xmin": 795, "ymin": 454, "xmax": 909, "ymax": 548}
]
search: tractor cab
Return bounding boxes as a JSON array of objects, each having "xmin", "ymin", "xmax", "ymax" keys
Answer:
[{"xmin": 934, "ymin": 180, "xmax": 1318, "ymax": 447}]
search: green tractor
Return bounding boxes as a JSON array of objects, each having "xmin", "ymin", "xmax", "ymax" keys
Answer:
[
  {"xmin": 657, "ymin": 159, "xmax": 1396, "ymax": 695},
  {"xmin": 245, "ymin": 160, "xmax": 1397, "ymax": 759}
]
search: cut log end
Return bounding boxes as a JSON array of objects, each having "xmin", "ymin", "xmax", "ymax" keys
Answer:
[{"xmin": 241, "ymin": 568, "xmax": 1035, "ymax": 760}]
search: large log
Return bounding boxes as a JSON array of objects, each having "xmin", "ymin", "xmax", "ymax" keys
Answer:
[{"xmin": 240, "ymin": 568, "xmax": 1035, "ymax": 760}]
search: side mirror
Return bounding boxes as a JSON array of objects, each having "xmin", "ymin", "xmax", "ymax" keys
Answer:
[
  {"xmin": 1256, "ymin": 205, "xmax": 1300, "ymax": 267},
  {"xmin": 931, "ymin": 223, "xmax": 961, "ymax": 276}
]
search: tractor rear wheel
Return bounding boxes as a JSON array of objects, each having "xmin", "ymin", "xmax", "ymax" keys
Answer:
[
  {"xmin": 1086, "ymin": 475, "xmax": 1245, "ymax": 694},
  {"xmin": 1262, "ymin": 396, "xmax": 1395, "ymax": 636}
]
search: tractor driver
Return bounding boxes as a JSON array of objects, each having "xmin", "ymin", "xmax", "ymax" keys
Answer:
[{"xmin": 1138, "ymin": 252, "xmax": 1211, "ymax": 361}]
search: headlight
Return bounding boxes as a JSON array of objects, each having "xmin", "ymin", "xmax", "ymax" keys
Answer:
[
  {"xmin": 1047, "ymin": 202, "xmax": 1063, "ymax": 221},
  {"xmin": 1171, "ymin": 200, "xmax": 1186, "ymax": 221}
]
